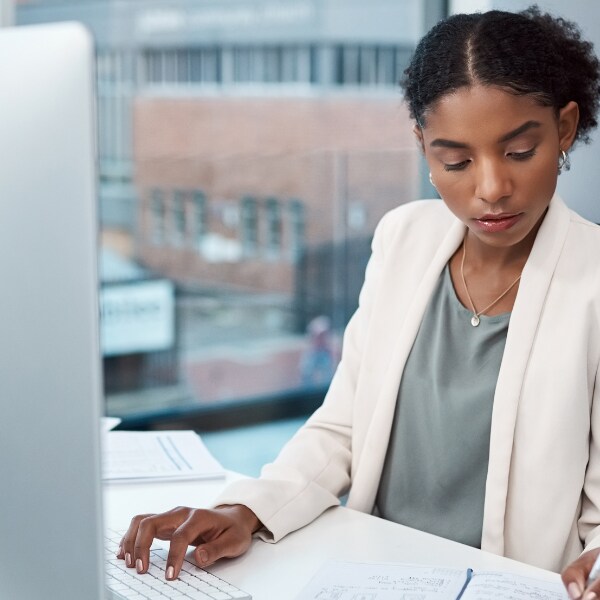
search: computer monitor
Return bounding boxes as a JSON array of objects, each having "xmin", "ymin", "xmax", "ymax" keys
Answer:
[{"xmin": 0, "ymin": 22, "xmax": 105, "ymax": 599}]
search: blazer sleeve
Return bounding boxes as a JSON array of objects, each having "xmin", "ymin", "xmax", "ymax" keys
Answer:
[
  {"xmin": 579, "ymin": 358, "xmax": 600, "ymax": 553},
  {"xmin": 213, "ymin": 210, "xmax": 392, "ymax": 543}
]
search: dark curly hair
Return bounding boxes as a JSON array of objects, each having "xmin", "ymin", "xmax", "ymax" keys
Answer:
[{"xmin": 402, "ymin": 5, "xmax": 600, "ymax": 147}]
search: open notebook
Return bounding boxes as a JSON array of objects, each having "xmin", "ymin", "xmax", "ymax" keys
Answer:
[{"xmin": 297, "ymin": 560, "xmax": 568, "ymax": 599}]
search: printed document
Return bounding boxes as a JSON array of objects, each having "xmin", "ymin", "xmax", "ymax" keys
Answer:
[
  {"xmin": 297, "ymin": 560, "xmax": 568, "ymax": 599},
  {"xmin": 103, "ymin": 430, "xmax": 224, "ymax": 483}
]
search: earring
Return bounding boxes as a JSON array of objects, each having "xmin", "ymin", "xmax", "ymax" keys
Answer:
[
  {"xmin": 558, "ymin": 149, "xmax": 571, "ymax": 174},
  {"xmin": 429, "ymin": 172, "xmax": 436, "ymax": 188}
]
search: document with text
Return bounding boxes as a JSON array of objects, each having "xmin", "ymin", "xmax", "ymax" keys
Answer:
[
  {"xmin": 102, "ymin": 430, "xmax": 225, "ymax": 483},
  {"xmin": 297, "ymin": 560, "xmax": 568, "ymax": 599}
]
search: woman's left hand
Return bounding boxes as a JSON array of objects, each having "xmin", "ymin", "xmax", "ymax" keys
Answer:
[{"xmin": 561, "ymin": 548, "xmax": 600, "ymax": 599}]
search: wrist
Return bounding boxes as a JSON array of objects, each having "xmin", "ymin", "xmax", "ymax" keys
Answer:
[{"xmin": 217, "ymin": 504, "xmax": 262, "ymax": 533}]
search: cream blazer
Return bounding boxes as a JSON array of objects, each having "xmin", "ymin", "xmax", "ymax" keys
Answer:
[{"xmin": 217, "ymin": 195, "xmax": 600, "ymax": 572}]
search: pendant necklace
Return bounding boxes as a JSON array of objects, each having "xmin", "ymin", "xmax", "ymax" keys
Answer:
[{"xmin": 460, "ymin": 237, "xmax": 522, "ymax": 327}]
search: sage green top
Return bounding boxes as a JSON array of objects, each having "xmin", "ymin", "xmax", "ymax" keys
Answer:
[{"xmin": 375, "ymin": 264, "xmax": 510, "ymax": 548}]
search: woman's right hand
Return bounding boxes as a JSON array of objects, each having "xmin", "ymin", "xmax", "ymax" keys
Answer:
[{"xmin": 116, "ymin": 504, "xmax": 262, "ymax": 580}]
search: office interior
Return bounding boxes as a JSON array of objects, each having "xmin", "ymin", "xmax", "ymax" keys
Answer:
[{"xmin": 5, "ymin": 0, "xmax": 600, "ymax": 476}]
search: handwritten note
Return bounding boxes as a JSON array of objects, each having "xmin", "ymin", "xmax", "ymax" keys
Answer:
[
  {"xmin": 297, "ymin": 561, "xmax": 469, "ymax": 599},
  {"xmin": 462, "ymin": 571, "xmax": 567, "ymax": 600},
  {"xmin": 297, "ymin": 561, "xmax": 568, "ymax": 600}
]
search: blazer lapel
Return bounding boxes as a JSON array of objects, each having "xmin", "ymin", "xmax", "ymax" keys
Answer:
[{"xmin": 481, "ymin": 195, "xmax": 572, "ymax": 554}]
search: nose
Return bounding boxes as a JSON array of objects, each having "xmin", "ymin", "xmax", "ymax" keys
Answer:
[{"xmin": 474, "ymin": 159, "xmax": 513, "ymax": 204}]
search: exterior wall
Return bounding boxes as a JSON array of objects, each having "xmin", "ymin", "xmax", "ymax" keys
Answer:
[
  {"xmin": 133, "ymin": 95, "xmax": 419, "ymax": 293},
  {"xmin": 16, "ymin": 0, "xmax": 426, "ymax": 47}
]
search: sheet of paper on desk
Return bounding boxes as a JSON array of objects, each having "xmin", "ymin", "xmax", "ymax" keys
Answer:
[
  {"xmin": 296, "ymin": 560, "xmax": 469, "ymax": 599},
  {"xmin": 462, "ymin": 570, "xmax": 567, "ymax": 599},
  {"xmin": 101, "ymin": 416, "xmax": 122, "ymax": 433},
  {"xmin": 296, "ymin": 560, "xmax": 568, "ymax": 600},
  {"xmin": 102, "ymin": 430, "xmax": 225, "ymax": 483}
]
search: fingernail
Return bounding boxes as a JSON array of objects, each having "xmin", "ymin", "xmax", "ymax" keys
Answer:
[
  {"xmin": 125, "ymin": 553, "xmax": 132, "ymax": 567},
  {"xmin": 568, "ymin": 582, "xmax": 583, "ymax": 599},
  {"xmin": 166, "ymin": 566, "xmax": 174, "ymax": 580},
  {"xmin": 583, "ymin": 592, "xmax": 597, "ymax": 600},
  {"xmin": 116, "ymin": 545, "xmax": 122, "ymax": 557},
  {"xmin": 198, "ymin": 549, "xmax": 208, "ymax": 564},
  {"xmin": 569, "ymin": 582, "xmax": 583, "ymax": 599},
  {"xmin": 136, "ymin": 558, "xmax": 143, "ymax": 573}
]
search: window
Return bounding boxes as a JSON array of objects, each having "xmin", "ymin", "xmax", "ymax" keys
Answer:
[
  {"xmin": 15, "ymin": 0, "xmax": 435, "ymax": 429},
  {"xmin": 171, "ymin": 189, "xmax": 187, "ymax": 246},
  {"xmin": 288, "ymin": 198, "xmax": 306, "ymax": 261},
  {"xmin": 264, "ymin": 197, "xmax": 282, "ymax": 259},
  {"xmin": 193, "ymin": 190, "xmax": 207, "ymax": 248},
  {"xmin": 150, "ymin": 188, "xmax": 166, "ymax": 245},
  {"xmin": 240, "ymin": 195, "xmax": 259, "ymax": 257}
]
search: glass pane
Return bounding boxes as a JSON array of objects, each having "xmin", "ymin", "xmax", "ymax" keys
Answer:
[{"xmin": 15, "ymin": 0, "xmax": 431, "ymax": 425}]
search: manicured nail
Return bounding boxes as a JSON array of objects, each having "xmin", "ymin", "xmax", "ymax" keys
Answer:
[
  {"xmin": 125, "ymin": 552, "xmax": 132, "ymax": 567},
  {"xmin": 583, "ymin": 592, "xmax": 597, "ymax": 600},
  {"xmin": 136, "ymin": 558, "xmax": 143, "ymax": 573},
  {"xmin": 569, "ymin": 582, "xmax": 583, "ymax": 599},
  {"xmin": 197, "ymin": 549, "xmax": 208, "ymax": 564},
  {"xmin": 166, "ymin": 566, "xmax": 174, "ymax": 580},
  {"xmin": 116, "ymin": 545, "xmax": 122, "ymax": 557}
]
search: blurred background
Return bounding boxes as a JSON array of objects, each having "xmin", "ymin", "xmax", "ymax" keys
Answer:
[{"xmin": 4, "ymin": 0, "xmax": 600, "ymax": 475}]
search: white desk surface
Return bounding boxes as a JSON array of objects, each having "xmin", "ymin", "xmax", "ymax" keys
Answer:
[{"xmin": 104, "ymin": 471, "xmax": 563, "ymax": 599}]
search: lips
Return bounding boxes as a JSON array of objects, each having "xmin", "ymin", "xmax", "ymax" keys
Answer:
[{"xmin": 472, "ymin": 213, "xmax": 523, "ymax": 233}]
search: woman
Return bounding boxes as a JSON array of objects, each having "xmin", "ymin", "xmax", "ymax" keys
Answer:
[{"xmin": 118, "ymin": 7, "xmax": 600, "ymax": 599}]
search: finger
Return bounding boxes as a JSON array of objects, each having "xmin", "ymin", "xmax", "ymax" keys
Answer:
[
  {"xmin": 194, "ymin": 526, "xmax": 252, "ymax": 568},
  {"xmin": 133, "ymin": 515, "xmax": 163, "ymax": 574},
  {"xmin": 166, "ymin": 511, "xmax": 212, "ymax": 580},
  {"xmin": 583, "ymin": 578, "xmax": 600, "ymax": 600},
  {"xmin": 562, "ymin": 568, "xmax": 584, "ymax": 600},
  {"xmin": 121, "ymin": 514, "xmax": 154, "ymax": 568}
]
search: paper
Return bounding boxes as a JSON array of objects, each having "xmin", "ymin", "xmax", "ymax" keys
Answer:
[
  {"xmin": 296, "ymin": 561, "xmax": 469, "ymax": 599},
  {"xmin": 462, "ymin": 571, "xmax": 568, "ymax": 599},
  {"xmin": 102, "ymin": 416, "xmax": 122, "ymax": 433},
  {"xmin": 296, "ymin": 561, "xmax": 568, "ymax": 600},
  {"xmin": 103, "ymin": 430, "xmax": 225, "ymax": 483}
]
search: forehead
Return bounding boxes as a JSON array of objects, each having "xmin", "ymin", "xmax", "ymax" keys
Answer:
[{"xmin": 422, "ymin": 85, "xmax": 556, "ymax": 142}]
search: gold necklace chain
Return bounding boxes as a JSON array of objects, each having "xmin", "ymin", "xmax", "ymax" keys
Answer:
[{"xmin": 460, "ymin": 238, "xmax": 522, "ymax": 327}]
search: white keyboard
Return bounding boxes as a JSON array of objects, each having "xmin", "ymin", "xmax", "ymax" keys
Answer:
[{"xmin": 105, "ymin": 529, "xmax": 252, "ymax": 600}]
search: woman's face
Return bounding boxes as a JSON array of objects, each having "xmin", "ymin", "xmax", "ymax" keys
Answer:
[{"xmin": 417, "ymin": 85, "xmax": 579, "ymax": 251}]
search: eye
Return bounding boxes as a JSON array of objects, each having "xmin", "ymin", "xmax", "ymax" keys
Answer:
[
  {"xmin": 508, "ymin": 148, "xmax": 537, "ymax": 161},
  {"xmin": 443, "ymin": 160, "xmax": 471, "ymax": 172}
]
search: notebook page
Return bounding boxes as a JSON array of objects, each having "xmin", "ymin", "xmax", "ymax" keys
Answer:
[
  {"xmin": 460, "ymin": 570, "xmax": 568, "ymax": 600},
  {"xmin": 297, "ymin": 560, "xmax": 469, "ymax": 599}
]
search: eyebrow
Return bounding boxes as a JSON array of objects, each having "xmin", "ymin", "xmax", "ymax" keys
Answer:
[{"xmin": 429, "ymin": 120, "xmax": 542, "ymax": 149}]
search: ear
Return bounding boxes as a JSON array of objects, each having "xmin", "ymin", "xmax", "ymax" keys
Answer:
[
  {"xmin": 558, "ymin": 101, "xmax": 579, "ymax": 152},
  {"xmin": 413, "ymin": 125, "xmax": 425, "ymax": 154}
]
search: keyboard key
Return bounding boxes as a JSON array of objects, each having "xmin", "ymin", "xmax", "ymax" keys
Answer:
[{"xmin": 104, "ymin": 529, "xmax": 251, "ymax": 599}]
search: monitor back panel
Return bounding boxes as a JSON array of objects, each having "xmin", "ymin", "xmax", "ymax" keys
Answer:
[{"xmin": 0, "ymin": 22, "xmax": 104, "ymax": 599}]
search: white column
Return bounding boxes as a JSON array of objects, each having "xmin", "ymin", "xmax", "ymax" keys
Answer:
[
  {"xmin": 0, "ymin": 0, "xmax": 15, "ymax": 27},
  {"xmin": 449, "ymin": 0, "xmax": 494, "ymax": 14}
]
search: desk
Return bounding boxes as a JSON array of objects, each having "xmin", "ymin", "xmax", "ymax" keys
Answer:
[{"xmin": 104, "ymin": 472, "xmax": 563, "ymax": 599}]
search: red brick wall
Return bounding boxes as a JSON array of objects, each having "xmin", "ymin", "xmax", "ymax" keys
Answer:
[{"xmin": 133, "ymin": 95, "xmax": 420, "ymax": 293}]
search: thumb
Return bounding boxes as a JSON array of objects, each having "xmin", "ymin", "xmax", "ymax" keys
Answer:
[{"xmin": 194, "ymin": 529, "xmax": 251, "ymax": 567}]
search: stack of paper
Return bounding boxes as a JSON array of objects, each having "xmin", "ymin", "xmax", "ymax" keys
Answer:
[{"xmin": 102, "ymin": 430, "xmax": 225, "ymax": 483}]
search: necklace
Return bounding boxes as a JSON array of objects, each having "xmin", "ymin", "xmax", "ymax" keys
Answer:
[{"xmin": 460, "ymin": 238, "xmax": 522, "ymax": 327}]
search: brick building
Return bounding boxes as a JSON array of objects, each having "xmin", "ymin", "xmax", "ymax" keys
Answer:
[
  {"xmin": 16, "ymin": 0, "xmax": 443, "ymax": 407},
  {"xmin": 134, "ymin": 95, "xmax": 418, "ymax": 294}
]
